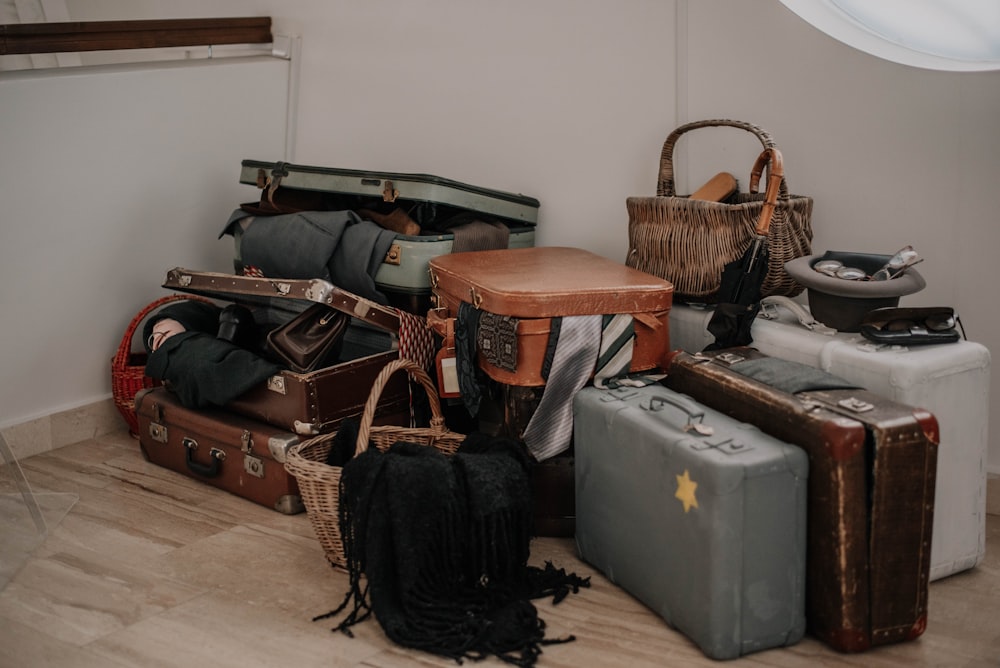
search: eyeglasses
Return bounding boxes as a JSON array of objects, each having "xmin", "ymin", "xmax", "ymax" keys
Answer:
[
  {"xmin": 860, "ymin": 306, "xmax": 966, "ymax": 345},
  {"xmin": 812, "ymin": 245, "xmax": 924, "ymax": 282},
  {"xmin": 871, "ymin": 245, "xmax": 923, "ymax": 281},
  {"xmin": 884, "ymin": 312, "xmax": 957, "ymax": 333},
  {"xmin": 812, "ymin": 260, "xmax": 868, "ymax": 280}
]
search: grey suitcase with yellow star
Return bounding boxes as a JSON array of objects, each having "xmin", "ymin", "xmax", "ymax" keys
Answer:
[{"xmin": 573, "ymin": 383, "xmax": 808, "ymax": 660}]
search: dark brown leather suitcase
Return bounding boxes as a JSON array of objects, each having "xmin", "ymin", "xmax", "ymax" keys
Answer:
[
  {"xmin": 477, "ymin": 381, "xmax": 574, "ymax": 537},
  {"xmin": 160, "ymin": 268, "xmax": 412, "ymax": 436},
  {"xmin": 664, "ymin": 348, "xmax": 938, "ymax": 652},
  {"xmin": 135, "ymin": 386, "xmax": 305, "ymax": 514},
  {"xmin": 427, "ymin": 246, "xmax": 673, "ymax": 386}
]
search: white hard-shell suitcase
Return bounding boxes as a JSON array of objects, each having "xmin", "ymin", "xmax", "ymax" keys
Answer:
[{"xmin": 669, "ymin": 300, "xmax": 991, "ymax": 581}]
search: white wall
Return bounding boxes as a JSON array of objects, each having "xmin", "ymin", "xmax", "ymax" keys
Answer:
[
  {"xmin": 0, "ymin": 56, "xmax": 289, "ymax": 424},
  {"xmin": 678, "ymin": 0, "xmax": 1000, "ymax": 474},
  {"xmin": 61, "ymin": 0, "xmax": 678, "ymax": 256},
  {"xmin": 7, "ymin": 0, "xmax": 999, "ymax": 472}
]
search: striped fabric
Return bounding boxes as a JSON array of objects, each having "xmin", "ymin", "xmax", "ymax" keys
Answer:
[{"xmin": 593, "ymin": 314, "xmax": 635, "ymax": 389}]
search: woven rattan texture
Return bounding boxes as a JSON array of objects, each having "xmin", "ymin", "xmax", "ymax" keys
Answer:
[{"xmin": 284, "ymin": 358, "xmax": 466, "ymax": 568}]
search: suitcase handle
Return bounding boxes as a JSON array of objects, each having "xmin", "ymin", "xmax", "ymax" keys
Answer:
[
  {"xmin": 644, "ymin": 394, "xmax": 714, "ymax": 436},
  {"xmin": 183, "ymin": 437, "xmax": 226, "ymax": 478}
]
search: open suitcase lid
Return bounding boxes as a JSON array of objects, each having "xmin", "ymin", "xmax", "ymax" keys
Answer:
[
  {"xmin": 162, "ymin": 267, "xmax": 400, "ymax": 333},
  {"xmin": 240, "ymin": 159, "xmax": 540, "ymax": 226},
  {"xmin": 428, "ymin": 247, "xmax": 674, "ymax": 318}
]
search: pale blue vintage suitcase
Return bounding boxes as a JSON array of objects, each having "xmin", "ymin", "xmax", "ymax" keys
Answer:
[{"xmin": 573, "ymin": 384, "xmax": 808, "ymax": 660}]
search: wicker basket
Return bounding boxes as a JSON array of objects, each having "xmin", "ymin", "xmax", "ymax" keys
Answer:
[
  {"xmin": 285, "ymin": 358, "xmax": 466, "ymax": 568},
  {"xmin": 626, "ymin": 118, "xmax": 814, "ymax": 303},
  {"xmin": 111, "ymin": 294, "xmax": 213, "ymax": 437}
]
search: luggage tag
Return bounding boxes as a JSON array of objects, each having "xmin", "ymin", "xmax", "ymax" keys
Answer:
[
  {"xmin": 428, "ymin": 308, "xmax": 462, "ymax": 399},
  {"xmin": 436, "ymin": 345, "xmax": 461, "ymax": 398}
]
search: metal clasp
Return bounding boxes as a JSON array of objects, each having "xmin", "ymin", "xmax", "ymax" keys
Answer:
[
  {"xmin": 838, "ymin": 397, "xmax": 875, "ymax": 413},
  {"xmin": 382, "ymin": 180, "xmax": 399, "ymax": 202}
]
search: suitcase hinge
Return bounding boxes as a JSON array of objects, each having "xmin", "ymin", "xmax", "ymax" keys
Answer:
[
  {"xmin": 382, "ymin": 180, "xmax": 399, "ymax": 202},
  {"xmin": 837, "ymin": 397, "xmax": 875, "ymax": 413},
  {"xmin": 714, "ymin": 352, "xmax": 747, "ymax": 366}
]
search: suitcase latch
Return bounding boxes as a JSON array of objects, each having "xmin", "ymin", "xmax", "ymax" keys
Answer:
[
  {"xmin": 148, "ymin": 422, "xmax": 168, "ymax": 443},
  {"xmin": 147, "ymin": 401, "xmax": 168, "ymax": 443},
  {"xmin": 382, "ymin": 180, "xmax": 399, "ymax": 202},
  {"xmin": 241, "ymin": 430, "xmax": 265, "ymax": 478},
  {"xmin": 384, "ymin": 243, "xmax": 402, "ymax": 265}
]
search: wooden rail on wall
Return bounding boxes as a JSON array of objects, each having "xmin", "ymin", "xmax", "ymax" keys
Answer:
[{"xmin": 0, "ymin": 17, "xmax": 272, "ymax": 55}]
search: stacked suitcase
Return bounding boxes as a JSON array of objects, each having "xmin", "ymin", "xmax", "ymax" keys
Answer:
[
  {"xmin": 426, "ymin": 246, "xmax": 675, "ymax": 535},
  {"xmin": 665, "ymin": 348, "xmax": 938, "ymax": 652},
  {"xmin": 135, "ymin": 160, "xmax": 543, "ymax": 515},
  {"xmin": 669, "ymin": 300, "xmax": 990, "ymax": 581},
  {"xmin": 135, "ymin": 270, "xmax": 413, "ymax": 514}
]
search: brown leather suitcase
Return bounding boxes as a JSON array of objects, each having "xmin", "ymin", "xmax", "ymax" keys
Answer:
[
  {"xmin": 664, "ymin": 348, "xmax": 938, "ymax": 652},
  {"xmin": 135, "ymin": 386, "xmax": 305, "ymax": 514},
  {"xmin": 427, "ymin": 246, "xmax": 674, "ymax": 386},
  {"xmin": 427, "ymin": 248, "xmax": 673, "ymax": 536},
  {"xmin": 160, "ymin": 268, "xmax": 412, "ymax": 436}
]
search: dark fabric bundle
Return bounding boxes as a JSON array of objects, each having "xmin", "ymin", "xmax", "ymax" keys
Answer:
[
  {"xmin": 145, "ymin": 331, "xmax": 281, "ymax": 408},
  {"xmin": 317, "ymin": 432, "xmax": 589, "ymax": 666}
]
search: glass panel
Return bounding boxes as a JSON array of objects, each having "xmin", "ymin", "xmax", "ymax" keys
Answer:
[{"xmin": 779, "ymin": 0, "xmax": 1000, "ymax": 71}]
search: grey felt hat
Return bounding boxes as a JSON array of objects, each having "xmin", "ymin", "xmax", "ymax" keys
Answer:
[{"xmin": 784, "ymin": 252, "xmax": 925, "ymax": 332}]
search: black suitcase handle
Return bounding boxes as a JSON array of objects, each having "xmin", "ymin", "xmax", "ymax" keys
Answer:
[{"xmin": 183, "ymin": 437, "xmax": 225, "ymax": 478}]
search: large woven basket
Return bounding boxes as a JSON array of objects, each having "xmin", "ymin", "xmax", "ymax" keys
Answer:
[
  {"xmin": 285, "ymin": 358, "xmax": 466, "ymax": 569},
  {"xmin": 111, "ymin": 294, "xmax": 213, "ymax": 437},
  {"xmin": 626, "ymin": 118, "xmax": 814, "ymax": 303}
]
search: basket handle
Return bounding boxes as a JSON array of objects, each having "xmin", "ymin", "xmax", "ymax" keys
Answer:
[
  {"xmin": 657, "ymin": 119, "xmax": 790, "ymax": 201},
  {"xmin": 748, "ymin": 147, "xmax": 784, "ymax": 236},
  {"xmin": 354, "ymin": 358, "xmax": 448, "ymax": 456},
  {"xmin": 112, "ymin": 294, "xmax": 214, "ymax": 368}
]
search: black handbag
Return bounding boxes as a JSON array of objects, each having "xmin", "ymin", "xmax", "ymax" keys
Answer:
[{"xmin": 267, "ymin": 304, "xmax": 349, "ymax": 372}]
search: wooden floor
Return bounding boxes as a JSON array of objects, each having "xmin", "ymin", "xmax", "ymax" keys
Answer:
[{"xmin": 1, "ymin": 429, "xmax": 998, "ymax": 668}]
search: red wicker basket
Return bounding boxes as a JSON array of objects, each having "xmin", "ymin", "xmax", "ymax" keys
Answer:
[{"xmin": 111, "ymin": 294, "xmax": 213, "ymax": 437}]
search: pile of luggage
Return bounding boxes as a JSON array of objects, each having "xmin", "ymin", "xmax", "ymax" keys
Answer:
[{"xmin": 124, "ymin": 157, "xmax": 971, "ymax": 662}]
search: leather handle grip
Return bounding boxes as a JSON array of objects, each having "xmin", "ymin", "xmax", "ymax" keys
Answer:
[
  {"xmin": 183, "ymin": 438, "xmax": 225, "ymax": 478},
  {"xmin": 748, "ymin": 148, "xmax": 785, "ymax": 236}
]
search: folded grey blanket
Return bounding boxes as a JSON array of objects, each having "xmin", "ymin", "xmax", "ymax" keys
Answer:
[{"xmin": 222, "ymin": 209, "xmax": 396, "ymax": 304}]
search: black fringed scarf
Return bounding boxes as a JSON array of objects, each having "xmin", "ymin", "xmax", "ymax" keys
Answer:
[{"xmin": 316, "ymin": 427, "xmax": 590, "ymax": 666}]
